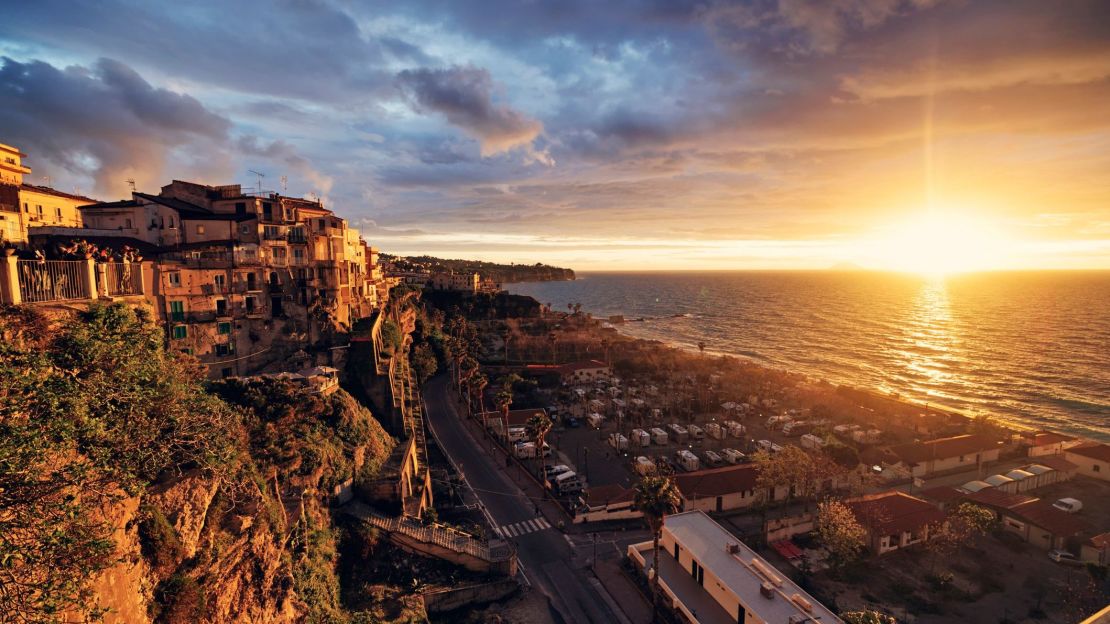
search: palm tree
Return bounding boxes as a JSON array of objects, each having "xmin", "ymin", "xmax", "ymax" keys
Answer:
[
  {"xmin": 493, "ymin": 373, "xmax": 522, "ymax": 436},
  {"xmin": 548, "ymin": 332, "xmax": 558, "ymax": 364},
  {"xmin": 503, "ymin": 327, "xmax": 512, "ymax": 365},
  {"xmin": 527, "ymin": 413, "xmax": 552, "ymax": 478},
  {"xmin": 469, "ymin": 372, "xmax": 489, "ymax": 417},
  {"xmin": 634, "ymin": 475, "xmax": 681, "ymax": 623}
]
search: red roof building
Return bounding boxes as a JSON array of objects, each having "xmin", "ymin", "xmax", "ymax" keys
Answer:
[
  {"xmin": 889, "ymin": 434, "xmax": 1000, "ymax": 477},
  {"xmin": 1064, "ymin": 443, "xmax": 1110, "ymax": 482},
  {"xmin": 847, "ymin": 491, "xmax": 945, "ymax": 554}
]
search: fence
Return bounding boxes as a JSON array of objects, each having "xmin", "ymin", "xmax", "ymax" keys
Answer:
[
  {"xmin": 17, "ymin": 260, "xmax": 90, "ymax": 303},
  {"xmin": 103, "ymin": 262, "xmax": 143, "ymax": 296},
  {"xmin": 362, "ymin": 509, "xmax": 513, "ymax": 563}
]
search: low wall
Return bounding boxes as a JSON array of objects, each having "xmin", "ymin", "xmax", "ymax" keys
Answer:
[
  {"xmin": 388, "ymin": 531, "xmax": 517, "ymax": 576},
  {"xmin": 422, "ymin": 579, "xmax": 519, "ymax": 614},
  {"xmin": 765, "ymin": 512, "xmax": 814, "ymax": 542}
]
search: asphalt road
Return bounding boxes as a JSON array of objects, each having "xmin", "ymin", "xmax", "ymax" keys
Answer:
[{"xmin": 424, "ymin": 375, "xmax": 628, "ymax": 624}]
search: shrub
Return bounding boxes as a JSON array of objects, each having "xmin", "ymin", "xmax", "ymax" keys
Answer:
[
  {"xmin": 139, "ymin": 505, "xmax": 185, "ymax": 576},
  {"xmin": 154, "ymin": 574, "xmax": 207, "ymax": 624}
]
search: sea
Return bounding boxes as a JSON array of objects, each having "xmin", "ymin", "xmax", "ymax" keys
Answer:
[{"xmin": 506, "ymin": 271, "xmax": 1110, "ymax": 441}]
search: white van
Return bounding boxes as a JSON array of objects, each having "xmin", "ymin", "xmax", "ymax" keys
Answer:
[
  {"xmin": 631, "ymin": 428, "xmax": 651, "ymax": 447},
  {"xmin": 544, "ymin": 464, "xmax": 571, "ymax": 479},
  {"xmin": 650, "ymin": 427, "xmax": 669, "ymax": 445},
  {"xmin": 554, "ymin": 471, "xmax": 583, "ymax": 494},
  {"xmin": 1053, "ymin": 498, "xmax": 1083, "ymax": 513},
  {"xmin": 507, "ymin": 426, "xmax": 528, "ymax": 443},
  {"xmin": 608, "ymin": 433, "xmax": 629, "ymax": 451},
  {"xmin": 634, "ymin": 456, "xmax": 656, "ymax": 475}
]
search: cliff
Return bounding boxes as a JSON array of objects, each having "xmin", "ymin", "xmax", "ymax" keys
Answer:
[{"xmin": 0, "ymin": 303, "xmax": 397, "ymax": 623}]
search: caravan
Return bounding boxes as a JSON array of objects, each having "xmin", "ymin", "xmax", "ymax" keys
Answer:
[
  {"xmin": 705, "ymin": 422, "xmax": 724, "ymax": 440},
  {"xmin": 688, "ymin": 425, "xmax": 704, "ymax": 441},
  {"xmin": 667, "ymin": 423, "xmax": 689, "ymax": 444},
  {"xmin": 722, "ymin": 448, "xmax": 746, "ymax": 464},
  {"xmin": 650, "ymin": 427, "xmax": 669, "ymax": 445},
  {"xmin": 507, "ymin": 426, "xmax": 528, "ymax": 443},
  {"xmin": 634, "ymin": 456, "xmax": 656, "ymax": 475},
  {"xmin": 676, "ymin": 450, "xmax": 700, "ymax": 472},
  {"xmin": 703, "ymin": 450, "xmax": 723, "ymax": 466},
  {"xmin": 608, "ymin": 433, "xmax": 629, "ymax": 451},
  {"xmin": 727, "ymin": 421, "xmax": 746, "ymax": 438},
  {"xmin": 554, "ymin": 471, "xmax": 584, "ymax": 495},
  {"xmin": 587, "ymin": 412, "xmax": 605, "ymax": 428},
  {"xmin": 631, "ymin": 428, "xmax": 651, "ymax": 447}
]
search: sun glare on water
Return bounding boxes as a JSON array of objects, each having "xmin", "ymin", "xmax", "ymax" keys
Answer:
[{"xmin": 866, "ymin": 211, "xmax": 1013, "ymax": 276}]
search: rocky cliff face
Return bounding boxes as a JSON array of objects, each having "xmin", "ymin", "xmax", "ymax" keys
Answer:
[{"xmin": 70, "ymin": 384, "xmax": 394, "ymax": 624}]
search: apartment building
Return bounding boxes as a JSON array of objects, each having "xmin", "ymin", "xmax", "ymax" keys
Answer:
[
  {"xmin": 0, "ymin": 143, "xmax": 97, "ymax": 243},
  {"xmin": 29, "ymin": 179, "xmax": 387, "ymax": 377},
  {"xmin": 628, "ymin": 510, "xmax": 841, "ymax": 624}
]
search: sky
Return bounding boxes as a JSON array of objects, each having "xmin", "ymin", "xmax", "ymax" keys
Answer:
[{"xmin": 2, "ymin": 0, "xmax": 1109, "ymax": 271}]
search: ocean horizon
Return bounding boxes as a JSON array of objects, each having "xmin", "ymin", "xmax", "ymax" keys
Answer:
[{"xmin": 507, "ymin": 270, "xmax": 1110, "ymax": 442}]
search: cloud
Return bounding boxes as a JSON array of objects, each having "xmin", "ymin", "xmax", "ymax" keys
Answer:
[
  {"xmin": 396, "ymin": 66, "xmax": 545, "ymax": 157},
  {"xmin": 236, "ymin": 135, "xmax": 334, "ymax": 196},
  {"xmin": 0, "ymin": 56, "xmax": 231, "ymax": 197}
]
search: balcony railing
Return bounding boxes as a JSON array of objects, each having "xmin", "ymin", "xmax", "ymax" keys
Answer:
[
  {"xmin": 18, "ymin": 260, "xmax": 90, "ymax": 303},
  {"xmin": 102, "ymin": 262, "xmax": 142, "ymax": 296}
]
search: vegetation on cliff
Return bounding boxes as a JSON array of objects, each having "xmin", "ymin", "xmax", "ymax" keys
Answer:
[
  {"xmin": 0, "ymin": 303, "xmax": 397, "ymax": 623},
  {"xmin": 382, "ymin": 253, "xmax": 575, "ymax": 283}
]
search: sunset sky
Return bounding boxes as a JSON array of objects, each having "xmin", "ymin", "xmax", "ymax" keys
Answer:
[{"xmin": 2, "ymin": 1, "xmax": 1109, "ymax": 270}]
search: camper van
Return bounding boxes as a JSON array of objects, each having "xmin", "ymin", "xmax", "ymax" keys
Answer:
[
  {"xmin": 634, "ymin": 456, "xmax": 656, "ymax": 475},
  {"xmin": 507, "ymin": 426, "xmax": 528, "ymax": 443},
  {"xmin": 650, "ymin": 427, "xmax": 669, "ymax": 445},
  {"xmin": 727, "ymin": 421, "xmax": 746, "ymax": 438},
  {"xmin": 782, "ymin": 421, "xmax": 811, "ymax": 436},
  {"xmin": 631, "ymin": 428, "xmax": 651, "ymax": 447},
  {"xmin": 766, "ymin": 415, "xmax": 791, "ymax": 430},
  {"xmin": 513, "ymin": 442, "xmax": 536, "ymax": 458},
  {"xmin": 688, "ymin": 425, "xmax": 704, "ymax": 441},
  {"xmin": 667, "ymin": 423, "xmax": 689, "ymax": 444},
  {"xmin": 703, "ymin": 450, "xmax": 723, "ymax": 466},
  {"xmin": 800, "ymin": 433, "xmax": 826, "ymax": 449},
  {"xmin": 544, "ymin": 464, "xmax": 571, "ymax": 480},
  {"xmin": 757, "ymin": 439, "xmax": 774, "ymax": 452},
  {"xmin": 706, "ymin": 422, "xmax": 724, "ymax": 440},
  {"xmin": 554, "ymin": 471, "xmax": 584, "ymax": 495},
  {"xmin": 676, "ymin": 449, "xmax": 700, "ymax": 472},
  {"xmin": 608, "ymin": 433, "xmax": 629, "ymax": 451},
  {"xmin": 770, "ymin": 443, "xmax": 784, "ymax": 453},
  {"xmin": 722, "ymin": 448, "xmax": 746, "ymax": 464},
  {"xmin": 587, "ymin": 412, "xmax": 605, "ymax": 428}
]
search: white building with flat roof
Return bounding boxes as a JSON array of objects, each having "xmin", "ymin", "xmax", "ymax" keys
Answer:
[{"xmin": 628, "ymin": 510, "xmax": 841, "ymax": 624}]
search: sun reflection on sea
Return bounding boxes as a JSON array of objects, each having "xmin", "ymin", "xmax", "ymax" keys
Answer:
[{"xmin": 899, "ymin": 277, "xmax": 959, "ymax": 396}]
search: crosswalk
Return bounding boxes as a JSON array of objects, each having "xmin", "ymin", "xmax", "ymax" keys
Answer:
[{"xmin": 495, "ymin": 517, "xmax": 552, "ymax": 538}]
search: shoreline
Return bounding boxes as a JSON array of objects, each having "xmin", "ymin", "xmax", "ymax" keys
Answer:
[{"xmin": 504, "ymin": 287, "xmax": 1106, "ymax": 442}]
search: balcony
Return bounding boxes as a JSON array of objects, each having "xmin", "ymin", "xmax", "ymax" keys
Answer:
[{"xmin": 263, "ymin": 227, "xmax": 286, "ymax": 241}]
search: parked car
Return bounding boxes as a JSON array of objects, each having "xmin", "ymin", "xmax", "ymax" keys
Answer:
[{"xmin": 1048, "ymin": 550, "xmax": 1083, "ymax": 566}]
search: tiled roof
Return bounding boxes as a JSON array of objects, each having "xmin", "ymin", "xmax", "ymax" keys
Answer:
[
  {"xmin": 847, "ymin": 491, "xmax": 945, "ymax": 535},
  {"xmin": 585, "ymin": 484, "xmax": 634, "ymax": 506},
  {"xmin": 20, "ymin": 183, "xmax": 98, "ymax": 203},
  {"xmin": 1009, "ymin": 500, "xmax": 1091, "ymax": 537},
  {"xmin": 80, "ymin": 198, "xmax": 142, "ymax": 210},
  {"xmin": 1027, "ymin": 431, "xmax": 1076, "ymax": 446},
  {"xmin": 1088, "ymin": 532, "xmax": 1110, "ymax": 549},
  {"xmin": 673, "ymin": 464, "xmax": 760, "ymax": 498},
  {"xmin": 1032, "ymin": 455, "xmax": 1079, "ymax": 472},
  {"xmin": 918, "ymin": 486, "xmax": 964, "ymax": 504},
  {"xmin": 1066, "ymin": 443, "xmax": 1110, "ymax": 463},
  {"xmin": 890, "ymin": 434, "xmax": 995, "ymax": 464},
  {"xmin": 965, "ymin": 488, "xmax": 1037, "ymax": 510}
]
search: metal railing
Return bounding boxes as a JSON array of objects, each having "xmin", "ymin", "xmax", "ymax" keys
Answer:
[
  {"xmin": 18, "ymin": 260, "xmax": 90, "ymax": 303},
  {"xmin": 103, "ymin": 262, "xmax": 142, "ymax": 296},
  {"xmin": 362, "ymin": 510, "xmax": 512, "ymax": 562}
]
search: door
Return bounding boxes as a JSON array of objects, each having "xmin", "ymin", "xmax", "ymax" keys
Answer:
[{"xmin": 271, "ymin": 296, "xmax": 283, "ymax": 317}]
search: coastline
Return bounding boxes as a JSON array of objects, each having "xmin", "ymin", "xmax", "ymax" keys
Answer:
[{"xmin": 506, "ymin": 285, "xmax": 1078, "ymax": 441}]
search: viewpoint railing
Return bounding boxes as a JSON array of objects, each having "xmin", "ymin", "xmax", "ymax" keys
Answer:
[
  {"xmin": 102, "ymin": 262, "xmax": 142, "ymax": 296},
  {"xmin": 17, "ymin": 260, "xmax": 90, "ymax": 303},
  {"xmin": 362, "ymin": 509, "xmax": 512, "ymax": 562}
]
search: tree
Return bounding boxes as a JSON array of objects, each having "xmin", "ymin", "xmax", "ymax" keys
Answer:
[
  {"xmin": 925, "ymin": 502, "xmax": 995, "ymax": 573},
  {"xmin": 633, "ymin": 475, "xmax": 681, "ymax": 623},
  {"xmin": 816, "ymin": 499, "xmax": 867, "ymax": 571},
  {"xmin": 526, "ymin": 413, "xmax": 552, "ymax": 477},
  {"xmin": 492, "ymin": 374, "xmax": 523, "ymax": 435},
  {"xmin": 842, "ymin": 611, "xmax": 898, "ymax": 624}
]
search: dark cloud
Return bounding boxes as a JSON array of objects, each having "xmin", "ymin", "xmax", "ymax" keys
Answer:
[
  {"xmin": 0, "ymin": 56, "xmax": 230, "ymax": 196},
  {"xmin": 396, "ymin": 66, "xmax": 545, "ymax": 157}
]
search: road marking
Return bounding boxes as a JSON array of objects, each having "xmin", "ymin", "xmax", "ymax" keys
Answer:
[{"xmin": 499, "ymin": 517, "xmax": 551, "ymax": 538}]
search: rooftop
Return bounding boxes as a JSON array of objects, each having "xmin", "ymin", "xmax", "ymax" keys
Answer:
[
  {"xmin": 673, "ymin": 464, "xmax": 760, "ymax": 499},
  {"xmin": 1008, "ymin": 500, "xmax": 1091, "ymax": 537},
  {"xmin": 662, "ymin": 510, "xmax": 841, "ymax": 623},
  {"xmin": 583, "ymin": 484, "xmax": 633, "ymax": 507},
  {"xmin": 20, "ymin": 183, "xmax": 98, "ymax": 203},
  {"xmin": 1026, "ymin": 431, "xmax": 1076, "ymax": 446},
  {"xmin": 847, "ymin": 491, "xmax": 945, "ymax": 535},
  {"xmin": 1066, "ymin": 443, "xmax": 1110, "ymax": 463},
  {"xmin": 890, "ymin": 434, "xmax": 996, "ymax": 465},
  {"xmin": 1031, "ymin": 455, "xmax": 1078, "ymax": 472}
]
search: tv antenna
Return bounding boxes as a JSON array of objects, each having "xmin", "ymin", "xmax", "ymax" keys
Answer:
[
  {"xmin": 126, "ymin": 178, "xmax": 136, "ymax": 192},
  {"xmin": 41, "ymin": 175, "xmax": 51, "ymax": 187},
  {"xmin": 248, "ymin": 169, "xmax": 265, "ymax": 194},
  {"xmin": 280, "ymin": 175, "xmax": 288, "ymax": 193}
]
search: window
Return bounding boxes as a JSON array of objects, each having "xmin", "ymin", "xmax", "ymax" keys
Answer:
[
  {"xmin": 55, "ymin": 207, "xmax": 62, "ymax": 218},
  {"xmin": 172, "ymin": 325, "xmax": 187, "ymax": 339},
  {"xmin": 245, "ymin": 296, "xmax": 256, "ymax": 313},
  {"xmin": 196, "ymin": 224, "xmax": 205, "ymax": 235},
  {"xmin": 240, "ymin": 224, "xmax": 250, "ymax": 235},
  {"xmin": 221, "ymin": 367, "xmax": 232, "ymax": 378},
  {"xmin": 218, "ymin": 321, "xmax": 231, "ymax": 335},
  {"xmin": 180, "ymin": 348, "xmax": 193, "ymax": 356},
  {"xmin": 168, "ymin": 216, "xmax": 175, "ymax": 228},
  {"xmin": 235, "ymin": 201, "xmax": 246, "ymax": 212},
  {"xmin": 22, "ymin": 202, "xmax": 28, "ymax": 212},
  {"xmin": 1095, "ymin": 465, "xmax": 1102, "ymax": 473},
  {"xmin": 125, "ymin": 218, "xmax": 132, "ymax": 228},
  {"xmin": 169, "ymin": 300, "xmax": 185, "ymax": 322},
  {"xmin": 215, "ymin": 343, "xmax": 234, "ymax": 356},
  {"xmin": 36, "ymin": 205, "xmax": 43, "ymax": 215},
  {"xmin": 167, "ymin": 272, "xmax": 181, "ymax": 287},
  {"xmin": 214, "ymin": 274, "xmax": 226, "ymax": 291},
  {"xmin": 293, "ymin": 248, "xmax": 304, "ymax": 260}
]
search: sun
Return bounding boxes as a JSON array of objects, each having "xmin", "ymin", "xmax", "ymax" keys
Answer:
[{"xmin": 866, "ymin": 211, "xmax": 1012, "ymax": 276}]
